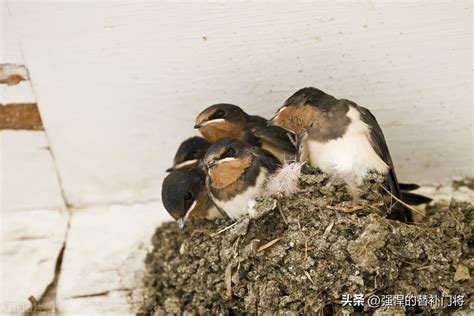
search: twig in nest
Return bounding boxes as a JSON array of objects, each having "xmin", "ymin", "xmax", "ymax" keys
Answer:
[
  {"xmin": 364, "ymin": 290, "xmax": 378, "ymax": 298},
  {"xmin": 326, "ymin": 205, "xmax": 365, "ymax": 213},
  {"xmin": 399, "ymin": 259, "xmax": 424, "ymax": 268},
  {"xmin": 257, "ymin": 237, "xmax": 283, "ymax": 252},
  {"xmin": 358, "ymin": 241, "xmax": 369, "ymax": 257},
  {"xmin": 249, "ymin": 239, "xmax": 261, "ymax": 252},
  {"xmin": 213, "ymin": 222, "xmax": 238, "ymax": 236},
  {"xmin": 191, "ymin": 229, "xmax": 213, "ymax": 237},
  {"xmin": 322, "ymin": 221, "xmax": 335, "ymax": 239},
  {"xmin": 416, "ymin": 265, "xmax": 432, "ymax": 270},
  {"xmin": 232, "ymin": 236, "xmax": 241, "ymax": 258},
  {"xmin": 365, "ymin": 201, "xmax": 385, "ymax": 211},
  {"xmin": 304, "ymin": 270, "xmax": 314, "ymax": 284},
  {"xmin": 304, "ymin": 241, "xmax": 308, "ymax": 261},
  {"xmin": 381, "ymin": 185, "xmax": 426, "ymax": 217},
  {"xmin": 273, "ymin": 200, "xmax": 288, "ymax": 225},
  {"xmin": 272, "ymin": 199, "xmax": 277, "ymax": 209},
  {"xmin": 225, "ymin": 263, "xmax": 232, "ymax": 299}
]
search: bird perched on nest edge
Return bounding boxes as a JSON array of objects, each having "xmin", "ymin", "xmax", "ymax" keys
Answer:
[{"xmin": 270, "ymin": 87, "xmax": 431, "ymax": 222}]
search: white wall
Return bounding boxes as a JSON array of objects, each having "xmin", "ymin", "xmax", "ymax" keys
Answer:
[{"xmin": 5, "ymin": 1, "xmax": 473, "ymax": 208}]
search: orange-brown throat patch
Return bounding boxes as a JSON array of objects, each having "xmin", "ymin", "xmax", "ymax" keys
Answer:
[
  {"xmin": 199, "ymin": 121, "xmax": 243, "ymax": 142},
  {"xmin": 272, "ymin": 105, "xmax": 320, "ymax": 134},
  {"xmin": 208, "ymin": 156, "xmax": 252, "ymax": 189}
]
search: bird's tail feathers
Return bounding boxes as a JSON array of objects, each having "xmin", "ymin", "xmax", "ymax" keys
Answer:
[{"xmin": 401, "ymin": 191, "xmax": 433, "ymax": 205}]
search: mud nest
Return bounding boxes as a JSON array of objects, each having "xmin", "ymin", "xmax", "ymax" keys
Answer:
[{"xmin": 139, "ymin": 167, "xmax": 473, "ymax": 315}]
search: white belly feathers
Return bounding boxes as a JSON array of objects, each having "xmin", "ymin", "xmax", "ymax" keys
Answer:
[
  {"xmin": 206, "ymin": 205, "xmax": 224, "ymax": 220},
  {"xmin": 308, "ymin": 106, "xmax": 388, "ymax": 185},
  {"xmin": 212, "ymin": 169, "xmax": 268, "ymax": 220}
]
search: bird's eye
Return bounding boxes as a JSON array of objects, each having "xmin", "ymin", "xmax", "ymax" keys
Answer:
[
  {"xmin": 215, "ymin": 110, "xmax": 225, "ymax": 118},
  {"xmin": 184, "ymin": 191, "xmax": 193, "ymax": 201},
  {"xmin": 225, "ymin": 147, "xmax": 236, "ymax": 157}
]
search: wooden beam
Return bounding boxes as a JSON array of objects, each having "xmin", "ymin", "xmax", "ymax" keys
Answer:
[
  {"xmin": 0, "ymin": 103, "xmax": 44, "ymax": 130},
  {"xmin": 0, "ymin": 64, "xmax": 30, "ymax": 85}
]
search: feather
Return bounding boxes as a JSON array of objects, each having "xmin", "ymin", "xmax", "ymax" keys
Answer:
[{"xmin": 263, "ymin": 162, "xmax": 303, "ymax": 197}]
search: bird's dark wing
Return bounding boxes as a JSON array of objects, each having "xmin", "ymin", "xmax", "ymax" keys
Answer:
[
  {"xmin": 240, "ymin": 129, "xmax": 262, "ymax": 147},
  {"xmin": 247, "ymin": 115, "xmax": 268, "ymax": 129},
  {"xmin": 357, "ymin": 104, "xmax": 411, "ymax": 221},
  {"xmin": 401, "ymin": 191, "xmax": 432, "ymax": 205},
  {"xmin": 252, "ymin": 125, "xmax": 297, "ymax": 153},
  {"xmin": 254, "ymin": 148, "xmax": 281, "ymax": 173},
  {"xmin": 357, "ymin": 105, "xmax": 396, "ymax": 183}
]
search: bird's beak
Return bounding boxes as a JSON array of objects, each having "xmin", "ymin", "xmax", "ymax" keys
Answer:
[
  {"xmin": 177, "ymin": 218, "xmax": 185, "ymax": 230},
  {"xmin": 269, "ymin": 106, "xmax": 286, "ymax": 123},
  {"xmin": 207, "ymin": 159, "xmax": 218, "ymax": 169},
  {"xmin": 194, "ymin": 118, "xmax": 225, "ymax": 129},
  {"xmin": 168, "ymin": 159, "xmax": 199, "ymax": 171},
  {"xmin": 269, "ymin": 112, "xmax": 282, "ymax": 124}
]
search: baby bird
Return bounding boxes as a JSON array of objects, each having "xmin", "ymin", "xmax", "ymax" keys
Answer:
[
  {"xmin": 166, "ymin": 136, "xmax": 211, "ymax": 172},
  {"xmin": 161, "ymin": 167, "xmax": 223, "ymax": 228},
  {"xmin": 194, "ymin": 103, "xmax": 295, "ymax": 163},
  {"xmin": 271, "ymin": 87, "xmax": 419, "ymax": 222},
  {"xmin": 203, "ymin": 138, "xmax": 280, "ymax": 220}
]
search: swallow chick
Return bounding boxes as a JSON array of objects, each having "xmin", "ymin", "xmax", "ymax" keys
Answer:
[
  {"xmin": 203, "ymin": 138, "xmax": 281, "ymax": 220},
  {"xmin": 272, "ymin": 87, "xmax": 429, "ymax": 222},
  {"xmin": 194, "ymin": 103, "xmax": 296, "ymax": 163},
  {"xmin": 166, "ymin": 136, "xmax": 211, "ymax": 172},
  {"xmin": 161, "ymin": 167, "xmax": 223, "ymax": 228}
]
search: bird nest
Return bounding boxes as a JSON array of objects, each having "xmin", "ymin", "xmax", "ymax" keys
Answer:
[{"xmin": 138, "ymin": 167, "xmax": 473, "ymax": 315}]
